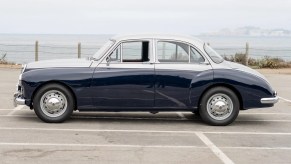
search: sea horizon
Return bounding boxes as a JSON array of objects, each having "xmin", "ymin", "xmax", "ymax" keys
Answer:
[{"xmin": 1, "ymin": 34, "xmax": 291, "ymax": 64}]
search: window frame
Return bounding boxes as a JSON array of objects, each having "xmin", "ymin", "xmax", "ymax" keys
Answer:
[
  {"xmin": 155, "ymin": 39, "xmax": 208, "ymax": 65},
  {"xmin": 101, "ymin": 39, "xmax": 153, "ymax": 64},
  {"xmin": 121, "ymin": 41, "xmax": 146, "ymax": 62}
]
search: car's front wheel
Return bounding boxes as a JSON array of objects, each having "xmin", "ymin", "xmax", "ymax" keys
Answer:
[
  {"xmin": 33, "ymin": 83, "xmax": 74, "ymax": 123},
  {"xmin": 199, "ymin": 87, "xmax": 239, "ymax": 126}
]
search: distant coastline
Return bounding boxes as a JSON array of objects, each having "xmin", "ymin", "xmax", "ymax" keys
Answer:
[
  {"xmin": 201, "ymin": 26, "xmax": 291, "ymax": 37},
  {"xmin": 1, "ymin": 34, "xmax": 291, "ymax": 64}
]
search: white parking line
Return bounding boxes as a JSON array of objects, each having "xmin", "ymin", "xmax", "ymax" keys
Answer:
[
  {"xmin": 0, "ymin": 115, "xmax": 35, "ymax": 118},
  {"xmin": 2, "ymin": 114, "xmax": 291, "ymax": 123},
  {"xmin": 6, "ymin": 105, "xmax": 24, "ymax": 116},
  {"xmin": 0, "ymin": 143, "xmax": 289, "ymax": 151},
  {"xmin": 236, "ymin": 119, "xmax": 291, "ymax": 122},
  {"xmin": 0, "ymin": 142, "xmax": 207, "ymax": 149},
  {"xmin": 204, "ymin": 131, "xmax": 291, "ymax": 135},
  {"xmin": 196, "ymin": 132, "xmax": 234, "ymax": 164},
  {"xmin": 1, "ymin": 127, "xmax": 291, "ymax": 136},
  {"xmin": 221, "ymin": 146, "xmax": 291, "ymax": 150},
  {"xmin": 240, "ymin": 113, "xmax": 291, "ymax": 115},
  {"xmin": 279, "ymin": 96, "xmax": 291, "ymax": 103}
]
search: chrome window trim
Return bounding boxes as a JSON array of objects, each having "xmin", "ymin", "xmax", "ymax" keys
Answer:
[
  {"xmin": 188, "ymin": 46, "xmax": 191, "ymax": 63},
  {"xmin": 96, "ymin": 37, "xmax": 211, "ymax": 67},
  {"xmin": 120, "ymin": 42, "xmax": 123, "ymax": 62},
  {"xmin": 154, "ymin": 39, "xmax": 210, "ymax": 65},
  {"xmin": 99, "ymin": 39, "xmax": 154, "ymax": 65}
]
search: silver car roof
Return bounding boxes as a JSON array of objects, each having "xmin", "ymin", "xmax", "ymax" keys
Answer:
[{"xmin": 111, "ymin": 34, "xmax": 204, "ymax": 46}]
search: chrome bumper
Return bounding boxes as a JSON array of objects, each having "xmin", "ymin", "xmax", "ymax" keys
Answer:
[
  {"xmin": 13, "ymin": 92, "xmax": 25, "ymax": 107},
  {"xmin": 261, "ymin": 96, "xmax": 279, "ymax": 104}
]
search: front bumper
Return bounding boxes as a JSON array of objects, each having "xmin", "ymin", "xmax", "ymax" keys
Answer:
[
  {"xmin": 261, "ymin": 96, "xmax": 279, "ymax": 104},
  {"xmin": 13, "ymin": 92, "xmax": 25, "ymax": 107}
]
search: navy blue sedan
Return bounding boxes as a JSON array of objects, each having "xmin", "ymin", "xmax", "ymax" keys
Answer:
[{"xmin": 14, "ymin": 34, "xmax": 278, "ymax": 125}]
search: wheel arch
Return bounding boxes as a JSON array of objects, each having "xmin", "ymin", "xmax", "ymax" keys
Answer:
[
  {"xmin": 31, "ymin": 81, "xmax": 77, "ymax": 110},
  {"xmin": 198, "ymin": 83, "xmax": 243, "ymax": 110}
]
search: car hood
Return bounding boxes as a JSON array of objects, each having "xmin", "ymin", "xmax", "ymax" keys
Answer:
[
  {"xmin": 25, "ymin": 58, "xmax": 93, "ymax": 69},
  {"xmin": 224, "ymin": 61, "xmax": 268, "ymax": 82}
]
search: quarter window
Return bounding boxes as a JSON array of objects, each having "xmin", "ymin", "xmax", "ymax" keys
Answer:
[
  {"xmin": 109, "ymin": 45, "xmax": 121, "ymax": 62},
  {"xmin": 190, "ymin": 47, "xmax": 205, "ymax": 63},
  {"xmin": 157, "ymin": 41, "xmax": 189, "ymax": 63}
]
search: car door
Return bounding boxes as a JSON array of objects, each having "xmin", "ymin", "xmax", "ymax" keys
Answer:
[
  {"xmin": 154, "ymin": 40, "xmax": 212, "ymax": 108},
  {"xmin": 91, "ymin": 40, "xmax": 155, "ymax": 109}
]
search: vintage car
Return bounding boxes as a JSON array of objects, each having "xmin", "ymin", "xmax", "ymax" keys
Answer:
[{"xmin": 14, "ymin": 34, "xmax": 278, "ymax": 125}]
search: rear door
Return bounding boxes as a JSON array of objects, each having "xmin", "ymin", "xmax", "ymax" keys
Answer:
[{"xmin": 154, "ymin": 40, "xmax": 212, "ymax": 108}]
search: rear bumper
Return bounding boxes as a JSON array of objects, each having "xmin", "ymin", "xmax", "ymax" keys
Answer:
[{"xmin": 261, "ymin": 96, "xmax": 279, "ymax": 104}]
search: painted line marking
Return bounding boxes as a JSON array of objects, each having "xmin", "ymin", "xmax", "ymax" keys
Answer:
[
  {"xmin": 196, "ymin": 132, "xmax": 234, "ymax": 164},
  {"xmin": 221, "ymin": 146, "xmax": 291, "ymax": 150},
  {"xmin": 0, "ymin": 142, "xmax": 207, "ymax": 149},
  {"xmin": 1, "ymin": 127, "xmax": 291, "ymax": 135},
  {"xmin": 6, "ymin": 105, "xmax": 24, "ymax": 116},
  {"xmin": 176, "ymin": 112, "xmax": 186, "ymax": 119},
  {"xmin": 279, "ymin": 96, "xmax": 291, "ymax": 103},
  {"xmin": 0, "ymin": 109, "xmax": 18, "ymax": 111},
  {"xmin": 2, "ymin": 114, "xmax": 291, "ymax": 123},
  {"xmin": 0, "ymin": 142, "xmax": 290, "ymax": 151},
  {"xmin": 236, "ymin": 119, "xmax": 291, "ymax": 122},
  {"xmin": 240, "ymin": 113, "xmax": 291, "ymax": 115},
  {"xmin": 204, "ymin": 131, "xmax": 291, "ymax": 135}
]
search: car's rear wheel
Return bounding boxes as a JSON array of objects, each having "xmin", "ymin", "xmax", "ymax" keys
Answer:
[
  {"xmin": 33, "ymin": 83, "xmax": 74, "ymax": 123},
  {"xmin": 199, "ymin": 87, "xmax": 239, "ymax": 126}
]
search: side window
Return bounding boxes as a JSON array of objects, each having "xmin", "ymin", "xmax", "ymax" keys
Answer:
[
  {"xmin": 109, "ymin": 45, "xmax": 121, "ymax": 62},
  {"xmin": 157, "ymin": 41, "xmax": 189, "ymax": 63},
  {"xmin": 190, "ymin": 47, "xmax": 205, "ymax": 63},
  {"xmin": 122, "ymin": 41, "xmax": 149, "ymax": 62}
]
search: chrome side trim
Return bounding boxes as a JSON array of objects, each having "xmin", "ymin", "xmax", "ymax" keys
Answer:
[{"xmin": 261, "ymin": 96, "xmax": 279, "ymax": 104}]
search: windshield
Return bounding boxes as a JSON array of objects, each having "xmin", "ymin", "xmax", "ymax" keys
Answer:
[
  {"xmin": 204, "ymin": 44, "xmax": 224, "ymax": 64},
  {"xmin": 93, "ymin": 40, "xmax": 115, "ymax": 60}
]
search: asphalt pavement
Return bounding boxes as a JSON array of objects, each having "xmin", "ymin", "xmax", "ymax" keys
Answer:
[{"xmin": 0, "ymin": 68, "xmax": 291, "ymax": 164}]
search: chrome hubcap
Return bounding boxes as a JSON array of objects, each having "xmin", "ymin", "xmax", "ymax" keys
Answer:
[
  {"xmin": 40, "ymin": 90, "xmax": 67, "ymax": 117},
  {"xmin": 207, "ymin": 93, "xmax": 233, "ymax": 120}
]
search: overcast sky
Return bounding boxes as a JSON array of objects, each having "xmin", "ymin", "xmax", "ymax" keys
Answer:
[{"xmin": 0, "ymin": 0, "xmax": 290, "ymax": 35}]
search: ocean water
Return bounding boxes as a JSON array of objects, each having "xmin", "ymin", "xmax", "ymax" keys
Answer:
[{"xmin": 0, "ymin": 34, "xmax": 291, "ymax": 64}]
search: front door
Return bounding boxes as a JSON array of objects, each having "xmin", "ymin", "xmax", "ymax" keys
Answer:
[{"xmin": 91, "ymin": 40, "xmax": 155, "ymax": 109}]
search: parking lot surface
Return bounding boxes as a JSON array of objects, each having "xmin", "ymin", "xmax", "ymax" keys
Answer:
[{"xmin": 0, "ymin": 68, "xmax": 290, "ymax": 164}]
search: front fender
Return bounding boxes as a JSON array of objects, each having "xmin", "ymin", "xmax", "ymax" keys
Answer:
[{"xmin": 21, "ymin": 67, "xmax": 95, "ymax": 108}]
